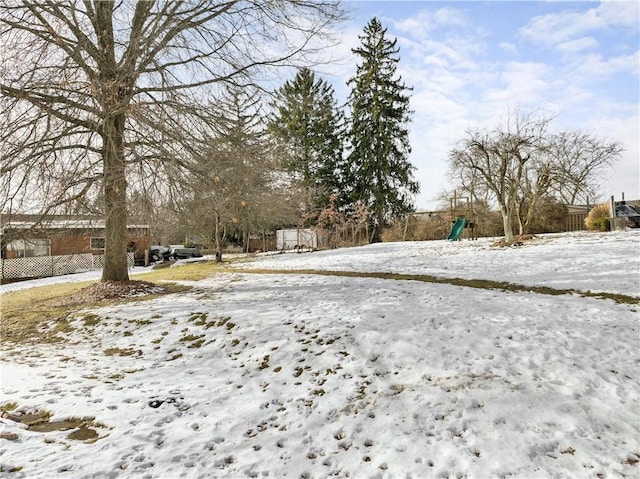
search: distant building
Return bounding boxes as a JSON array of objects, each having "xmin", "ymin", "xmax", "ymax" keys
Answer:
[
  {"xmin": 565, "ymin": 205, "xmax": 590, "ymax": 232},
  {"xmin": 276, "ymin": 228, "xmax": 318, "ymax": 250},
  {"xmin": 0, "ymin": 214, "xmax": 149, "ymax": 259}
]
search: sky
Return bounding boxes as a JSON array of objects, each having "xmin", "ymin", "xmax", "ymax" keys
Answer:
[
  {"xmin": 319, "ymin": 1, "xmax": 640, "ymax": 211},
  {"xmin": 1, "ymin": 230, "xmax": 639, "ymax": 477}
]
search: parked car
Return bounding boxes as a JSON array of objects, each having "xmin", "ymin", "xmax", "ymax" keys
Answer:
[
  {"xmin": 615, "ymin": 204, "xmax": 640, "ymax": 228},
  {"xmin": 170, "ymin": 247, "xmax": 203, "ymax": 259},
  {"xmin": 149, "ymin": 246, "xmax": 170, "ymax": 262}
]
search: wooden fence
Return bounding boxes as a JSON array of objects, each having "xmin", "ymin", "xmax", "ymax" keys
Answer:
[{"xmin": 565, "ymin": 213, "xmax": 587, "ymax": 232}]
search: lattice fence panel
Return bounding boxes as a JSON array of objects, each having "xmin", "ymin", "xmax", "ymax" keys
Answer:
[
  {"xmin": 92, "ymin": 253, "xmax": 134, "ymax": 269},
  {"xmin": 53, "ymin": 254, "xmax": 94, "ymax": 276},
  {"xmin": 0, "ymin": 253, "xmax": 134, "ymax": 279},
  {"xmin": 0, "ymin": 254, "xmax": 93, "ymax": 279}
]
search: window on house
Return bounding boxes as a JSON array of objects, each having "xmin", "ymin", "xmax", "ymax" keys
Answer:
[
  {"xmin": 6, "ymin": 238, "xmax": 50, "ymax": 257},
  {"xmin": 90, "ymin": 237, "xmax": 105, "ymax": 250}
]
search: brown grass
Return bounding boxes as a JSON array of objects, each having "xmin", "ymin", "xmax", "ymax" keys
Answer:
[
  {"xmin": 0, "ymin": 257, "xmax": 254, "ymax": 345},
  {"xmin": 0, "ymin": 280, "xmax": 188, "ymax": 345}
]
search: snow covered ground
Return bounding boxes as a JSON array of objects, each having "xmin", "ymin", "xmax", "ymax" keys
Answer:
[{"xmin": 1, "ymin": 231, "xmax": 639, "ymax": 478}]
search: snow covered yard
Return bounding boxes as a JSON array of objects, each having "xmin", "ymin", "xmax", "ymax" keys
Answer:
[{"xmin": 1, "ymin": 231, "xmax": 639, "ymax": 478}]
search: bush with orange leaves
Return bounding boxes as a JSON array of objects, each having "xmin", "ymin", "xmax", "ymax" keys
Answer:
[{"xmin": 585, "ymin": 203, "xmax": 611, "ymax": 231}]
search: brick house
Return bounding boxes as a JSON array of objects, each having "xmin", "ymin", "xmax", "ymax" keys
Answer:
[{"xmin": 0, "ymin": 214, "xmax": 150, "ymax": 259}]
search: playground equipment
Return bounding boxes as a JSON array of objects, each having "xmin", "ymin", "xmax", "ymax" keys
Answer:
[
  {"xmin": 447, "ymin": 217, "xmax": 467, "ymax": 241},
  {"xmin": 447, "ymin": 192, "xmax": 477, "ymax": 241}
]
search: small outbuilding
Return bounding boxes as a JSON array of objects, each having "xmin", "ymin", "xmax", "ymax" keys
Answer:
[{"xmin": 276, "ymin": 228, "xmax": 318, "ymax": 251}]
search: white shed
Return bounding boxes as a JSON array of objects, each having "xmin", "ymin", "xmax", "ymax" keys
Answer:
[{"xmin": 276, "ymin": 228, "xmax": 317, "ymax": 250}]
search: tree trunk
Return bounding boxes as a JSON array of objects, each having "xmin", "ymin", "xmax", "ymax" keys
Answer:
[
  {"xmin": 97, "ymin": 1, "xmax": 129, "ymax": 282},
  {"xmin": 500, "ymin": 205, "xmax": 515, "ymax": 244},
  {"xmin": 214, "ymin": 211, "xmax": 222, "ymax": 262},
  {"xmin": 101, "ymin": 113, "xmax": 130, "ymax": 282},
  {"xmin": 516, "ymin": 204, "xmax": 525, "ymax": 236},
  {"xmin": 370, "ymin": 208, "xmax": 384, "ymax": 243}
]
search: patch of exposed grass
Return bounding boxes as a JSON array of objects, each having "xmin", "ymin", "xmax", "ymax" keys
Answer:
[
  {"xmin": 103, "ymin": 347, "xmax": 142, "ymax": 357},
  {"xmin": 51, "ymin": 318, "xmax": 74, "ymax": 335},
  {"xmin": 15, "ymin": 411, "xmax": 108, "ymax": 443},
  {"xmin": 215, "ymin": 316, "xmax": 231, "ymax": 327},
  {"xmin": 179, "ymin": 333, "xmax": 204, "ymax": 343},
  {"xmin": 129, "ymin": 318, "xmax": 152, "ymax": 326},
  {"xmin": 188, "ymin": 312, "xmax": 218, "ymax": 328},
  {"xmin": 188, "ymin": 339, "xmax": 206, "ymax": 348},
  {"xmin": 624, "ymin": 453, "xmax": 640, "ymax": 466},
  {"xmin": 1, "ymin": 402, "xmax": 18, "ymax": 412},
  {"xmin": 1, "ymin": 280, "xmax": 94, "ymax": 345},
  {"xmin": 259, "ymin": 355, "xmax": 270, "ymax": 370},
  {"xmin": 136, "ymin": 258, "xmax": 249, "ymax": 283},
  {"xmin": 189, "ymin": 312, "xmax": 208, "ymax": 323},
  {"xmin": 0, "ymin": 281, "xmax": 190, "ymax": 345},
  {"xmin": 81, "ymin": 313, "xmax": 101, "ymax": 327}
]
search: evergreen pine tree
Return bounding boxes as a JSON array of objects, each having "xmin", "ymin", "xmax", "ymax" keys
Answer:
[
  {"xmin": 346, "ymin": 17, "xmax": 419, "ymax": 242},
  {"xmin": 268, "ymin": 67, "xmax": 344, "ymax": 223}
]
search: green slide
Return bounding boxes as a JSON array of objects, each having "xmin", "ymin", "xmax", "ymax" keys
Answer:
[{"xmin": 447, "ymin": 218, "xmax": 467, "ymax": 241}]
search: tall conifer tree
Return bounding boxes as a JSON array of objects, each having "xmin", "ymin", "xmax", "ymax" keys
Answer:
[
  {"xmin": 269, "ymin": 67, "xmax": 344, "ymax": 222},
  {"xmin": 346, "ymin": 17, "xmax": 419, "ymax": 242}
]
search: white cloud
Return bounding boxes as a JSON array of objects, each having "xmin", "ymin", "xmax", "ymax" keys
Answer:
[
  {"xmin": 433, "ymin": 6, "xmax": 468, "ymax": 28},
  {"xmin": 421, "ymin": 53, "xmax": 450, "ymax": 68},
  {"xmin": 499, "ymin": 42, "xmax": 518, "ymax": 54},
  {"xmin": 316, "ymin": 23, "xmax": 365, "ymax": 90},
  {"xmin": 585, "ymin": 112, "xmax": 640, "ymax": 199},
  {"xmin": 520, "ymin": 12, "xmax": 590, "ymax": 46},
  {"xmin": 484, "ymin": 62, "xmax": 551, "ymax": 108},
  {"xmin": 393, "ymin": 7, "xmax": 468, "ymax": 38},
  {"xmin": 577, "ymin": 51, "xmax": 640, "ymax": 76},
  {"xmin": 596, "ymin": 0, "xmax": 640, "ymax": 28},
  {"xmin": 520, "ymin": 0, "xmax": 639, "ymax": 50},
  {"xmin": 411, "ymin": 37, "xmax": 481, "ymax": 71},
  {"xmin": 391, "ymin": 6, "xmax": 486, "ymax": 70},
  {"xmin": 556, "ymin": 36, "xmax": 599, "ymax": 54},
  {"xmin": 546, "ymin": 83, "xmax": 595, "ymax": 112}
]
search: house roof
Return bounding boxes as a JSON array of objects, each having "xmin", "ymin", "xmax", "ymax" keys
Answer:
[
  {"xmin": 0, "ymin": 218, "xmax": 149, "ymax": 235},
  {"xmin": 565, "ymin": 205, "xmax": 590, "ymax": 214},
  {"xmin": 3, "ymin": 220, "xmax": 147, "ymax": 229}
]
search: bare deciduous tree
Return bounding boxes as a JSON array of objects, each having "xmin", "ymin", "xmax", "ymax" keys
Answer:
[
  {"xmin": 548, "ymin": 131, "xmax": 623, "ymax": 205},
  {"xmin": 0, "ymin": 0, "xmax": 344, "ymax": 281},
  {"xmin": 514, "ymin": 154, "xmax": 555, "ymax": 236},
  {"xmin": 449, "ymin": 112, "xmax": 550, "ymax": 243},
  {"xmin": 180, "ymin": 86, "xmax": 301, "ymax": 259},
  {"xmin": 449, "ymin": 111, "xmax": 622, "ymax": 242}
]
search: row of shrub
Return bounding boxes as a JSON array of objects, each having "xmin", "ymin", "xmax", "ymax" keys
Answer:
[{"xmin": 384, "ymin": 201, "xmax": 615, "ymax": 242}]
